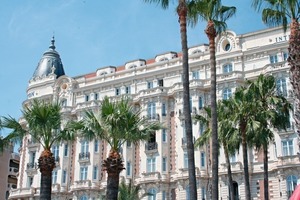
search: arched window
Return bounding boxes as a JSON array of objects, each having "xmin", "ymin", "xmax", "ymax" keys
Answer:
[
  {"xmin": 223, "ymin": 63, "xmax": 233, "ymax": 73},
  {"xmin": 148, "ymin": 188, "xmax": 157, "ymax": 200},
  {"xmin": 286, "ymin": 175, "xmax": 298, "ymax": 198},
  {"xmin": 223, "ymin": 88, "xmax": 232, "ymax": 100}
]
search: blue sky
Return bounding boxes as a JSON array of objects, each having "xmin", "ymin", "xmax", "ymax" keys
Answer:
[{"xmin": 0, "ymin": 0, "xmax": 266, "ymax": 127}]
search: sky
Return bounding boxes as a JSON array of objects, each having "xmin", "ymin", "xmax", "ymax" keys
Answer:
[{"xmin": 0, "ymin": 0, "xmax": 266, "ymax": 134}]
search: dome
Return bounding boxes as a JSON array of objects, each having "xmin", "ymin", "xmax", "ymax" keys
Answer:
[{"xmin": 32, "ymin": 37, "xmax": 65, "ymax": 79}]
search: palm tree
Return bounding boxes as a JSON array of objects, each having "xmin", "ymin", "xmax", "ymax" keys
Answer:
[
  {"xmin": 248, "ymin": 75, "xmax": 291, "ymax": 200},
  {"xmin": 72, "ymin": 96, "xmax": 161, "ymax": 200},
  {"xmin": 252, "ymin": 0, "xmax": 300, "ymax": 151},
  {"xmin": 187, "ymin": 1, "xmax": 236, "ymax": 199},
  {"xmin": 118, "ymin": 179, "xmax": 151, "ymax": 200},
  {"xmin": 1, "ymin": 99, "xmax": 75, "ymax": 200},
  {"xmin": 194, "ymin": 101, "xmax": 239, "ymax": 200},
  {"xmin": 143, "ymin": 0, "xmax": 197, "ymax": 199},
  {"xmin": 230, "ymin": 86, "xmax": 260, "ymax": 200}
]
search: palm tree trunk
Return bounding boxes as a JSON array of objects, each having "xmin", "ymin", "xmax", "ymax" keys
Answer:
[
  {"xmin": 241, "ymin": 123, "xmax": 251, "ymax": 200},
  {"xmin": 224, "ymin": 145, "xmax": 234, "ymax": 200},
  {"xmin": 263, "ymin": 145, "xmax": 269, "ymax": 200},
  {"xmin": 205, "ymin": 20, "xmax": 218, "ymax": 200},
  {"xmin": 103, "ymin": 150, "xmax": 125, "ymax": 200},
  {"xmin": 38, "ymin": 149, "xmax": 55, "ymax": 200},
  {"xmin": 288, "ymin": 20, "xmax": 300, "ymax": 136},
  {"xmin": 177, "ymin": 1, "xmax": 197, "ymax": 199}
]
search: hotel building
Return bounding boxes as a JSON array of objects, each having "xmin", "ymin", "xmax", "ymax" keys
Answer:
[{"xmin": 9, "ymin": 26, "xmax": 300, "ymax": 200}]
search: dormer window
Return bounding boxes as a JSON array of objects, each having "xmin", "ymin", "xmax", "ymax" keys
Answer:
[
  {"xmin": 159, "ymin": 57, "xmax": 168, "ymax": 62},
  {"xmin": 129, "ymin": 65, "xmax": 137, "ymax": 69},
  {"xmin": 100, "ymin": 72, "xmax": 107, "ymax": 76},
  {"xmin": 192, "ymin": 49, "xmax": 202, "ymax": 54}
]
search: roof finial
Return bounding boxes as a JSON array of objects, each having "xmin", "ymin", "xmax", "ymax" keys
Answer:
[{"xmin": 49, "ymin": 35, "xmax": 56, "ymax": 50}]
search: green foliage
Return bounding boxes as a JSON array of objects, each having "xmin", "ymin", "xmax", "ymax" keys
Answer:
[
  {"xmin": 70, "ymin": 96, "xmax": 163, "ymax": 152},
  {"xmin": 1, "ymin": 99, "xmax": 76, "ymax": 150},
  {"xmin": 187, "ymin": 0, "xmax": 236, "ymax": 33},
  {"xmin": 252, "ymin": 0, "xmax": 300, "ymax": 31},
  {"xmin": 118, "ymin": 179, "xmax": 152, "ymax": 200}
]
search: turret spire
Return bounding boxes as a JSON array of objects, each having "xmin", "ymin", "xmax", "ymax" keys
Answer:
[{"xmin": 49, "ymin": 36, "xmax": 56, "ymax": 50}]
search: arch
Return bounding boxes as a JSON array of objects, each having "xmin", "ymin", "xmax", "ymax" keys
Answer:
[
  {"xmin": 148, "ymin": 188, "xmax": 157, "ymax": 200},
  {"xmin": 286, "ymin": 175, "xmax": 298, "ymax": 198}
]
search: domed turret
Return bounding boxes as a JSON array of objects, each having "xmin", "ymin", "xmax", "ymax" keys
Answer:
[{"xmin": 32, "ymin": 37, "xmax": 65, "ymax": 79}]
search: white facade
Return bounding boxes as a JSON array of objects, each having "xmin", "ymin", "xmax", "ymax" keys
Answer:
[{"xmin": 9, "ymin": 27, "xmax": 300, "ymax": 200}]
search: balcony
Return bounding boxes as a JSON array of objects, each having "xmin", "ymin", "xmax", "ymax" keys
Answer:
[
  {"xmin": 9, "ymin": 188, "xmax": 36, "ymax": 199},
  {"xmin": 220, "ymin": 161, "xmax": 243, "ymax": 174},
  {"xmin": 78, "ymin": 152, "xmax": 90, "ymax": 163},
  {"xmin": 147, "ymin": 114, "xmax": 160, "ymax": 121},
  {"xmin": 26, "ymin": 162, "xmax": 38, "ymax": 170},
  {"xmin": 138, "ymin": 172, "xmax": 161, "ymax": 184},
  {"xmin": 277, "ymin": 155, "xmax": 300, "ymax": 167},
  {"xmin": 71, "ymin": 180, "xmax": 91, "ymax": 191},
  {"xmin": 145, "ymin": 142, "xmax": 158, "ymax": 154}
]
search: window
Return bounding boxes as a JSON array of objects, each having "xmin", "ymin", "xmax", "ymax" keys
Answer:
[
  {"xmin": 283, "ymin": 52, "xmax": 288, "ymax": 61},
  {"xmin": 223, "ymin": 88, "xmax": 232, "ymax": 100},
  {"xmin": 276, "ymin": 78, "xmax": 287, "ymax": 97},
  {"xmin": 162, "ymin": 157, "xmax": 167, "ymax": 172},
  {"xmin": 147, "ymin": 81, "xmax": 153, "ymax": 89},
  {"xmin": 27, "ymin": 177, "xmax": 33, "ymax": 187},
  {"xmin": 30, "ymin": 151, "xmax": 36, "ymax": 164},
  {"xmin": 162, "ymin": 191, "xmax": 167, "ymax": 200},
  {"xmin": 282, "ymin": 140, "xmax": 294, "ymax": 156},
  {"xmin": 80, "ymin": 196, "xmax": 88, "ymax": 200},
  {"xmin": 93, "ymin": 166, "xmax": 98, "ymax": 180},
  {"xmin": 62, "ymin": 170, "xmax": 67, "ymax": 184},
  {"xmin": 199, "ymin": 123, "xmax": 205, "ymax": 136},
  {"xmin": 52, "ymin": 145, "xmax": 59, "ymax": 161},
  {"xmin": 198, "ymin": 97, "xmax": 203, "ymax": 109},
  {"xmin": 184, "ymin": 152, "xmax": 188, "ymax": 168},
  {"xmin": 201, "ymin": 152, "xmax": 206, "ymax": 167},
  {"xmin": 147, "ymin": 157, "xmax": 156, "ymax": 173},
  {"xmin": 147, "ymin": 102, "xmax": 156, "ymax": 120},
  {"xmin": 61, "ymin": 99, "xmax": 67, "ymax": 107},
  {"xmin": 162, "ymin": 129, "xmax": 167, "ymax": 143},
  {"xmin": 85, "ymin": 94, "xmax": 89, "ymax": 102},
  {"xmin": 148, "ymin": 188, "xmax": 157, "ymax": 200},
  {"xmin": 286, "ymin": 175, "xmax": 298, "ymax": 198},
  {"xmin": 201, "ymin": 187, "xmax": 206, "ymax": 200},
  {"xmin": 192, "ymin": 71, "xmax": 199, "ymax": 79},
  {"xmin": 64, "ymin": 144, "xmax": 68, "ymax": 156},
  {"xmin": 81, "ymin": 140, "xmax": 89, "ymax": 153},
  {"xmin": 115, "ymin": 88, "xmax": 120, "ymax": 96},
  {"xmin": 80, "ymin": 167, "xmax": 88, "ymax": 180},
  {"xmin": 127, "ymin": 141, "xmax": 132, "ymax": 148},
  {"xmin": 94, "ymin": 140, "xmax": 99, "ymax": 153},
  {"xmin": 158, "ymin": 79, "xmax": 164, "ymax": 87},
  {"xmin": 52, "ymin": 171, "xmax": 57, "ymax": 184},
  {"xmin": 95, "ymin": 93, "xmax": 99, "ymax": 100},
  {"xmin": 126, "ymin": 86, "xmax": 131, "ymax": 94},
  {"xmin": 230, "ymin": 154, "xmax": 237, "ymax": 163},
  {"xmin": 270, "ymin": 54, "xmax": 278, "ymax": 63},
  {"xmin": 126, "ymin": 162, "xmax": 131, "ymax": 176},
  {"xmin": 186, "ymin": 185, "xmax": 190, "ymax": 200},
  {"xmin": 162, "ymin": 103, "xmax": 167, "ymax": 116},
  {"xmin": 223, "ymin": 63, "xmax": 233, "ymax": 73}
]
